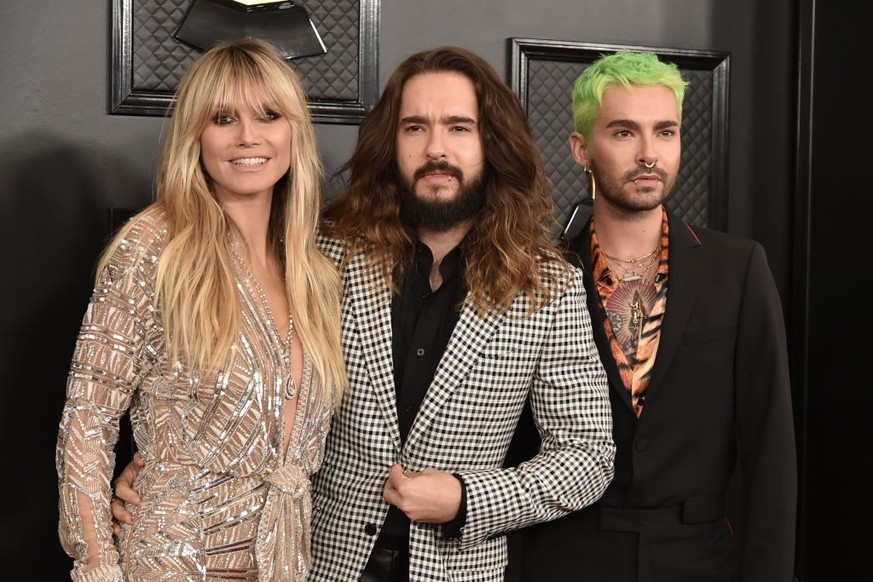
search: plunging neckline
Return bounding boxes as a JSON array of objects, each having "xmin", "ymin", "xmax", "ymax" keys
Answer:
[
  {"xmin": 228, "ymin": 237, "xmax": 298, "ymax": 398},
  {"xmin": 228, "ymin": 235, "xmax": 319, "ymax": 460}
]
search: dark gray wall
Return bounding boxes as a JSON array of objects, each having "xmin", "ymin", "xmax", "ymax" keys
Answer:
[{"xmin": 0, "ymin": 0, "xmax": 799, "ymax": 576}]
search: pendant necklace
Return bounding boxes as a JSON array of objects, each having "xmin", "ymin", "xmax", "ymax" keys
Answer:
[
  {"xmin": 605, "ymin": 245, "xmax": 661, "ymax": 283},
  {"xmin": 281, "ymin": 319, "xmax": 297, "ymax": 400},
  {"xmin": 252, "ymin": 277, "xmax": 296, "ymax": 400},
  {"xmin": 230, "ymin": 236, "xmax": 298, "ymax": 400},
  {"xmin": 603, "ymin": 245, "xmax": 660, "ymax": 346}
]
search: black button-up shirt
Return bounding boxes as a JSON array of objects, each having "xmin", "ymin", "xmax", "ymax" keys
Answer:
[
  {"xmin": 393, "ymin": 242, "xmax": 464, "ymax": 441},
  {"xmin": 379, "ymin": 240, "xmax": 467, "ymax": 547}
]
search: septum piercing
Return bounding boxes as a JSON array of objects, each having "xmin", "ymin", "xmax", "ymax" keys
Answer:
[{"xmin": 643, "ymin": 161, "xmax": 656, "ymax": 169}]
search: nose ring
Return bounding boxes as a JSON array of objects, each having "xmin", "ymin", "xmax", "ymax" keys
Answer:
[{"xmin": 642, "ymin": 160, "xmax": 656, "ymax": 169}]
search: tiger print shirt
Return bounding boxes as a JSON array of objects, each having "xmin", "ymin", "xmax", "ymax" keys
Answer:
[{"xmin": 591, "ymin": 209, "xmax": 670, "ymax": 417}]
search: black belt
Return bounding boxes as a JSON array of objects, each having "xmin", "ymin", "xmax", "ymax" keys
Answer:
[{"xmin": 364, "ymin": 515, "xmax": 410, "ymax": 582}]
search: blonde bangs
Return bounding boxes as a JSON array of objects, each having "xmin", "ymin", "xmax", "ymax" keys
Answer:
[{"xmin": 203, "ymin": 50, "xmax": 305, "ymax": 123}]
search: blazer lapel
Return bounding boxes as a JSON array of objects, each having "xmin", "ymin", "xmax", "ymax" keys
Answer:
[
  {"xmin": 646, "ymin": 214, "xmax": 704, "ymax": 390},
  {"xmin": 344, "ymin": 253, "xmax": 402, "ymax": 445},
  {"xmin": 403, "ymin": 302, "xmax": 504, "ymax": 452}
]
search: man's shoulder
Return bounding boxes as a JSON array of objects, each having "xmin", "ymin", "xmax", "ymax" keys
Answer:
[
  {"xmin": 535, "ymin": 248, "xmax": 578, "ymax": 277},
  {"xmin": 677, "ymin": 222, "xmax": 761, "ymax": 254},
  {"xmin": 530, "ymin": 252, "xmax": 585, "ymax": 303},
  {"xmin": 316, "ymin": 232, "xmax": 349, "ymax": 265}
]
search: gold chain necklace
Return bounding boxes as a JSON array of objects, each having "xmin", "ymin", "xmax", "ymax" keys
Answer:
[
  {"xmin": 603, "ymin": 245, "xmax": 661, "ymax": 283},
  {"xmin": 602, "ymin": 245, "xmax": 661, "ymax": 264},
  {"xmin": 612, "ymin": 256, "xmax": 658, "ymax": 283}
]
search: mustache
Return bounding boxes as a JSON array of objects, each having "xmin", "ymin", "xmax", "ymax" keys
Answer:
[
  {"xmin": 413, "ymin": 160, "xmax": 464, "ymax": 182},
  {"xmin": 626, "ymin": 167, "xmax": 668, "ymax": 181}
]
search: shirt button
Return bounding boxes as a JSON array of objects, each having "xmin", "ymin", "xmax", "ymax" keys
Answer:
[
  {"xmin": 416, "ymin": 348, "xmax": 425, "ymax": 357},
  {"xmin": 635, "ymin": 438, "xmax": 650, "ymax": 452},
  {"xmin": 364, "ymin": 523, "xmax": 378, "ymax": 536}
]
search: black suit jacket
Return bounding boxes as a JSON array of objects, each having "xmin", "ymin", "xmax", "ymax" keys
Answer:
[{"xmin": 512, "ymin": 211, "xmax": 797, "ymax": 582}]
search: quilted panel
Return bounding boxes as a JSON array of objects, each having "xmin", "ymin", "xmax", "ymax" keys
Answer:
[
  {"xmin": 291, "ymin": 1, "xmax": 359, "ymax": 100},
  {"xmin": 132, "ymin": 0, "xmax": 198, "ymax": 91}
]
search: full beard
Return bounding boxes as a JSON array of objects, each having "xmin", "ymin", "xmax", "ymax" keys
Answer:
[
  {"xmin": 399, "ymin": 161, "xmax": 486, "ymax": 231},
  {"xmin": 590, "ymin": 158, "xmax": 675, "ymax": 213}
]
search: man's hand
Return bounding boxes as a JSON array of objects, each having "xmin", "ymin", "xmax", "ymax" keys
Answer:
[
  {"xmin": 110, "ymin": 451, "xmax": 145, "ymax": 536},
  {"xmin": 382, "ymin": 463, "xmax": 461, "ymax": 523}
]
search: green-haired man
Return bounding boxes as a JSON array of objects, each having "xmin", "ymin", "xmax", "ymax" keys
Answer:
[{"xmin": 515, "ymin": 50, "xmax": 797, "ymax": 582}]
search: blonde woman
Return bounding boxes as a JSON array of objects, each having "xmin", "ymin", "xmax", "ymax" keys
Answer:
[{"xmin": 56, "ymin": 38, "xmax": 345, "ymax": 582}]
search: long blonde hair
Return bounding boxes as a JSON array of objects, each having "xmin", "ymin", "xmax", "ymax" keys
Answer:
[{"xmin": 98, "ymin": 38, "xmax": 346, "ymax": 402}]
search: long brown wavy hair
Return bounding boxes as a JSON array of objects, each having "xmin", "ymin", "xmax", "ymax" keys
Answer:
[{"xmin": 322, "ymin": 45, "xmax": 569, "ymax": 316}]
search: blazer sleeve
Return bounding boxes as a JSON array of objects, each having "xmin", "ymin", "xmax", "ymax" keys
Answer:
[
  {"xmin": 734, "ymin": 242, "xmax": 797, "ymax": 581},
  {"xmin": 455, "ymin": 268, "xmax": 615, "ymax": 549}
]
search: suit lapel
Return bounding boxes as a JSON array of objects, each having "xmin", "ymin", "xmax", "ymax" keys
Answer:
[
  {"xmin": 647, "ymin": 215, "xmax": 703, "ymax": 390},
  {"xmin": 343, "ymin": 249, "xmax": 505, "ymax": 453},
  {"xmin": 344, "ymin": 252, "xmax": 402, "ymax": 446},
  {"xmin": 403, "ymin": 301, "xmax": 504, "ymax": 452}
]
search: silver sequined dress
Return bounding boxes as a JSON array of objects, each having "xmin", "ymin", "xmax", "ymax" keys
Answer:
[{"xmin": 56, "ymin": 207, "xmax": 333, "ymax": 581}]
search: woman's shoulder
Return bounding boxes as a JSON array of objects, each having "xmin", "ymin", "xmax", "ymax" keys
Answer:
[
  {"xmin": 102, "ymin": 205, "xmax": 169, "ymax": 274},
  {"xmin": 118, "ymin": 206, "xmax": 168, "ymax": 246}
]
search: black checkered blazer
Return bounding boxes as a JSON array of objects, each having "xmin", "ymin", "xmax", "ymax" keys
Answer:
[{"xmin": 310, "ymin": 236, "xmax": 616, "ymax": 581}]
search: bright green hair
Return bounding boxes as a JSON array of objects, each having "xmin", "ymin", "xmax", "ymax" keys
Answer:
[{"xmin": 572, "ymin": 50, "xmax": 688, "ymax": 141}]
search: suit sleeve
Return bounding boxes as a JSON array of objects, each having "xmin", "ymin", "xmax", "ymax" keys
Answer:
[
  {"xmin": 734, "ymin": 242, "xmax": 797, "ymax": 581},
  {"xmin": 455, "ymin": 269, "xmax": 615, "ymax": 549}
]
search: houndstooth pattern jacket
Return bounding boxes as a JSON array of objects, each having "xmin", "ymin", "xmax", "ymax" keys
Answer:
[{"xmin": 310, "ymin": 235, "xmax": 616, "ymax": 581}]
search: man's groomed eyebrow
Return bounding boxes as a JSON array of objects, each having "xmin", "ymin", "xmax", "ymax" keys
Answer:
[
  {"xmin": 400, "ymin": 114, "xmax": 478, "ymax": 125},
  {"xmin": 605, "ymin": 119, "xmax": 679, "ymax": 130}
]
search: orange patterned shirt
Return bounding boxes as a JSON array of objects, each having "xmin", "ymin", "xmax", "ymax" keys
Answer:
[{"xmin": 591, "ymin": 209, "xmax": 669, "ymax": 417}]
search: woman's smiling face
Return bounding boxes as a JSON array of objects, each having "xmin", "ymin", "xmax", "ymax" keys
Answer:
[{"xmin": 199, "ymin": 98, "xmax": 292, "ymax": 204}]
